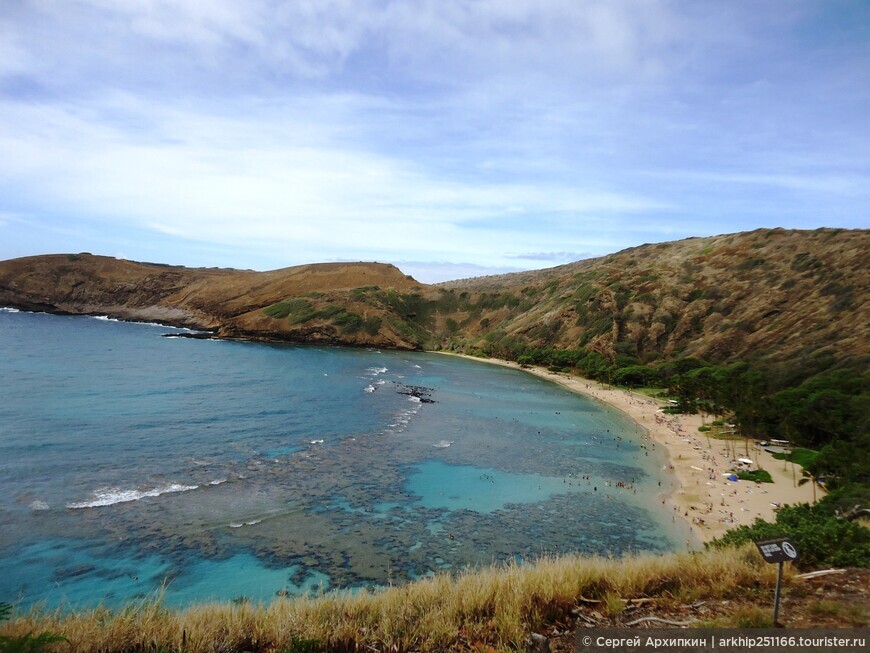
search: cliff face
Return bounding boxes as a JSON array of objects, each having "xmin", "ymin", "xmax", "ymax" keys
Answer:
[{"xmin": 1, "ymin": 228, "xmax": 867, "ymax": 367}]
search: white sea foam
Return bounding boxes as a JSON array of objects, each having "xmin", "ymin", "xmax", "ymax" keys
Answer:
[
  {"xmin": 408, "ymin": 395, "xmax": 422, "ymax": 403},
  {"xmin": 66, "ymin": 483, "xmax": 198, "ymax": 509},
  {"xmin": 366, "ymin": 366, "xmax": 388, "ymax": 376},
  {"xmin": 139, "ymin": 321, "xmax": 193, "ymax": 331},
  {"xmin": 208, "ymin": 478, "xmax": 228, "ymax": 486},
  {"xmin": 229, "ymin": 518, "xmax": 263, "ymax": 528},
  {"xmin": 309, "ymin": 439, "xmax": 324, "ymax": 444},
  {"xmin": 392, "ymin": 400, "xmax": 421, "ymax": 426},
  {"xmin": 0, "ymin": 307, "xmax": 20, "ymax": 313},
  {"xmin": 433, "ymin": 440, "xmax": 454, "ymax": 448},
  {"xmin": 87, "ymin": 314, "xmax": 196, "ymax": 331},
  {"xmin": 29, "ymin": 499, "xmax": 50, "ymax": 511},
  {"xmin": 364, "ymin": 385, "xmax": 375, "ymax": 393}
]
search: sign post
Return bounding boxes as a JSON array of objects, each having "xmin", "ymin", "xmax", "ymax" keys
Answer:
[{"xmin": 754, "ymin": 536, "xmax": 799, "ymax": 626}]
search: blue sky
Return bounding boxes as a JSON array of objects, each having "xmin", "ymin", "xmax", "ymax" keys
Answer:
[{"xmin": 1, "ymin": 1, "xmax": 867, "ymax": 283}]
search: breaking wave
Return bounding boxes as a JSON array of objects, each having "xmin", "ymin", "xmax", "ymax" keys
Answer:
[{"xmin": 66, "ymin": 483, "xmax": 198, "ymax": 509}]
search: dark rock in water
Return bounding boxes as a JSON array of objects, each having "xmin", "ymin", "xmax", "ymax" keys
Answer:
[
  {"xmin": 53, "ymin": 564, "xmax": 96, "ymax": 580},
  {"xmin": 161, "ymin": 331, "xmax": 216, "ymax": 340},
  {"xmin": 396, "ymin": 384, "xmax": 436, "ymax": 403}
]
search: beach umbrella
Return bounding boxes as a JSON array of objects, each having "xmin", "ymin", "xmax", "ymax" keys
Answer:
[{"xmin": 728, "ymin": 474, "xmax": 739, "ymax": 482}]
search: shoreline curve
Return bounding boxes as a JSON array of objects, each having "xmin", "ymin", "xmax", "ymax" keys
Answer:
[{"xmin": 436, "ymin": 351, "xmax": 821, "ymax": 545}]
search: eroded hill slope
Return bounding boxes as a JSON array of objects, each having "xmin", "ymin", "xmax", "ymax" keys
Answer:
[{"xmin": 436, "ymin": 227, "xmax": 869, "ymax": 368}]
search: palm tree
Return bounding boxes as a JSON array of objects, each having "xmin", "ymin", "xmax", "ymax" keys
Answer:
[{"xmin": 798, "ymin": 469, "xmax": 818, "ymax": 503}]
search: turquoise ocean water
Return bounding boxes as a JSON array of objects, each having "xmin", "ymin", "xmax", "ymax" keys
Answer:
[{"xmin": 0, "ymin": 309, "xmax": 688, "ymax": 610}]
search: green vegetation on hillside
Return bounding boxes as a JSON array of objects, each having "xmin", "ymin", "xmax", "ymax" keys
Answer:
[
  {"xmin": 263, "ymin": 299, "xmax": 381, "ymax": 336},
  {"xmin": 710, "ymin": 504, "xmax": 870, "ymax": 569},
  {"xmin": 263, "ymin": 298, "xmax": 314, "ymax": 322}
]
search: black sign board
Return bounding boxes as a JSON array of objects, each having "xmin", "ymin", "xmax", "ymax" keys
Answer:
[
  {"xmin": 755, "ymin": 536, "xmax": 800, "ymax": 563},
  {"xmin": 754, "ymin": 536, "xmax": 799, "ymax": 625}
]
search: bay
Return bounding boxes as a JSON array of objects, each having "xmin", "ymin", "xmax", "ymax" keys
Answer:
[{"xmin": 0, "ymin": 309, "xmax": 687, "ymax": 610}]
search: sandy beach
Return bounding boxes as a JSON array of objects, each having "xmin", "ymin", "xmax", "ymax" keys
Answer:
[{"xmin": 440, "ymin": 353, "xmax": 821, "ymax": 545}]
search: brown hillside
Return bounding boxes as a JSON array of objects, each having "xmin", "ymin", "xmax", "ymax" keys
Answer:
[
  {"xmin": 436, "ymin": 227, "xmax": 869, "ymax": 367},
  {"xmin": 0, "ymin": 254, "xmax": 426, "ymax": 348},
  {"xmin": 0, "ymin": 228, "xmax": 867, "ymax": 366}
]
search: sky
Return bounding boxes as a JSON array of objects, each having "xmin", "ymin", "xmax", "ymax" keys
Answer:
[{"xmin": 0, "ymin": 1, "xmax": 868, "ymax": 283}]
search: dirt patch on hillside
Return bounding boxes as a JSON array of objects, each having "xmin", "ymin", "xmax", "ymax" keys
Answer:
[{"xmin": 538, "ymin": 569, "xmax": 870, "ymax": 652}]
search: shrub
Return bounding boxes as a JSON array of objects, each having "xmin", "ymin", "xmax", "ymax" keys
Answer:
[
  {"xmin": 709, "ymin": 503, "xmax": 870, "ymax": 569},
  {"xmin": 736, "ymin": 257, "xmax": 767, "ymax": 272},
  {"xmin": 332, "ymin": 310, "xmax": 363, "ymax": 333},
  {"xmin": 362, "ymin": 317, "xmax": 382, "ymax": 336},
  {"xmin": 736, "ymin": 469, "xmax": 773, "ymax": 483},
  {"xmin": 263, "ymin": 299, "xmax": 314, "ymax": 321}
]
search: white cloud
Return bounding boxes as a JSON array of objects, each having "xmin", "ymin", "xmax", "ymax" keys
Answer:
[
  {"xmin": 16, "ymin": 0, "xmax": 695, "ymax": 91},
  {"xmin": 0, "ymin": 94, "xmax": 660, "ymax": 268},
  {"xmin": 1, "ymin": 1, "xmax": 867, "ymax": 272},
  {"xmin": 24, "ymin": 0, "xmax": 379, "ymax": 80},
  {"xmin": 378, "ymin": 0, "xmax": 687, "ymax": 81}
]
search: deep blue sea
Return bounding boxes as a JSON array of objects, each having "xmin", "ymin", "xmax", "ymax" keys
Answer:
[{"xmin": 0, "ymin": 309, "xmax": 688, "ymax": 610}]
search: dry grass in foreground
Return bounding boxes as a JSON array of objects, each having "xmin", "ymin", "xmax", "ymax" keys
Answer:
[{"xmin": 2, "ymin": 547, "xmax": 784, "ymax": 653}]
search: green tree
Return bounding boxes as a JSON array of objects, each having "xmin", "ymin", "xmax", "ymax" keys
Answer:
[{"xmin": 710, "ymin": 504, "xmax": 870, "ymax": 569}]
